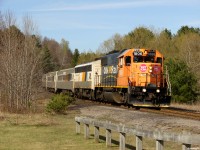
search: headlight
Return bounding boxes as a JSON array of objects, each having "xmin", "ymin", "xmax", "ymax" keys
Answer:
[
  {"xmin": 156, "ymin": 89, "xmax": 160, "ymax": 93},
  {"xmin": 142, "ymin": 88, "xmax": 147, "ymax": 92},
  {"xmin": 149, "ymin": 66, "xmax": 152, "ymax": 73}
]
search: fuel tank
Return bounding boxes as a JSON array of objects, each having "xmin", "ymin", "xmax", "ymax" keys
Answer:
[{"xmin": 103, "ymin": 92, "xmax": 123, "ymax": 103}]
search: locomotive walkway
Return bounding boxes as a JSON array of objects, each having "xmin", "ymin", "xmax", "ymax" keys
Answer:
[{"xmin": 75, "ymin": 116, "xmax": 200, "ymax": 150}]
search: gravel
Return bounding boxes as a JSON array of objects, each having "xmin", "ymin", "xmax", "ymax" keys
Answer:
[{"xmin": 74, "ymin": 101, "xmax": 200, "ymax": 135}]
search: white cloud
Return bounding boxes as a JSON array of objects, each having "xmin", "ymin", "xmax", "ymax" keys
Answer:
[{"xmin": 31, "ymin": 0, "xmax": 199, "ymax": 12}]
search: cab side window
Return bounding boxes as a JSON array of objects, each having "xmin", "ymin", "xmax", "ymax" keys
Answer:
[
  {"xmin": 125, "ymin": 56, "xmax": 131, "ymax": 66},
  {"xmin": 157, "ymin": 57, "xmax": 162, "ymax": 66}
]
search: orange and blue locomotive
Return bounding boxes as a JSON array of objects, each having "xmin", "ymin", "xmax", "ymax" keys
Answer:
[
  {"xmin": 95, "ymin": 48, "xmax": 171, "ymax": 107},
  {"xmin": 42, "ymin": 48, "xmax": 171, "ymax": 107}
]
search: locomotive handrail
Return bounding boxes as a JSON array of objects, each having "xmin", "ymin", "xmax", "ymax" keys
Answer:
[{"xmin": 75, "ymin": 116, "xmax": 200, "ymax": 150}]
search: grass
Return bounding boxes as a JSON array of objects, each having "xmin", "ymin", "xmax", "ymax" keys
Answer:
[
  {"xmin": 0, "ymin": 112, "xmax": 109, "ymax": 150},
  {"xmin": 0, "ymin": 111, "xmax": 182, "ymax": 150},
  {"xmin": 0, "ymin": 98, "xmax": 195, "ymax": 150},
  {"xmin": 171, "ymin": 101, "xmax": 200, "ymax": 111}
]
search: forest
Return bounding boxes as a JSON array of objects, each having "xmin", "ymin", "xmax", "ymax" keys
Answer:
[{"xmin": 0, "ymin": 11, "xmax": 199, "ymax": 112}]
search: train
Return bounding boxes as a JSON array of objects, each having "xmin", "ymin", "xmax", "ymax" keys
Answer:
[{"xmin": 42, "ymin": 48, "xmax": 171, "ymax": 108}]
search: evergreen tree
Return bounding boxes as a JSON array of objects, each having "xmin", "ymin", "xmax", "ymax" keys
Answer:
[
  {"xmin": 177, "ymin": 26, "xmax": 200, "ymax": 36},
  {"xmin": 42, "ymin": 46, "xmax": 54, "ymax": 73},
  {"xmin": 166, "ymin": 59, "xmax": 198, "ymax": 103},
  {"xmin": 72, "ymin": 49, "xmax": 80, "ymax": 67}
]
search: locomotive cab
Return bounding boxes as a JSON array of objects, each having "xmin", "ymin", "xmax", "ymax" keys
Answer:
[{"xmin": 117, "ymin": 49, "xmax": 171, "ymax": 107}]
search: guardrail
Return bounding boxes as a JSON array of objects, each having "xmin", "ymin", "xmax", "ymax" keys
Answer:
[{"xmin": 75, "ymin": 116, "xmax": 200, "ymax": 150}]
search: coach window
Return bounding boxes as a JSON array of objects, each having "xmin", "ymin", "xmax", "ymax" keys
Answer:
[
  {"xmin": 58, "ymin": 75, "xmax": 63, "ymax": 81},
  {"xmin": 48, "ymin": 76, "xmax": 54, "ymax": 81},
  {"xmin": 125, "ymin": 56, "xmax": 131, "ymax": 66},
  {"xmin": 63, "ymin": 75, "xmax": 67, "ymax": 81},
  {"xmin": 68, "ymin": 74, "xmax": 72, "ymax": 81}
]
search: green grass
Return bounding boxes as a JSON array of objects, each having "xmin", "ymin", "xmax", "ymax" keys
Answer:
[
  {"xmin": 0, "ymin": 103, "xmax": 182, "ymax": 150},
  {"xmin": 0, "ymin": 112, "xmax": 110, "ymax": 150},
  {"xmin": 0, "ymin": 110, "xmax": 129, "ymax": 150}
]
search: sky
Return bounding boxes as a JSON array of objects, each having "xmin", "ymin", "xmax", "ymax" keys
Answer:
[{"xmin": 0, "ymin": 0, "xmax": 200, "ymax": 52}]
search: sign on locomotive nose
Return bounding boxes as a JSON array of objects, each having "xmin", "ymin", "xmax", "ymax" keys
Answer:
[{"xmin": 140, "ymin": 64, "xmax": 147, "ymax": 72}]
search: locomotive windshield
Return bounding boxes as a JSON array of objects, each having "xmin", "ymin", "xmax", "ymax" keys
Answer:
[
  {"xmin": 134, "ymin": 56, "xmax": 155, "ymax": 63},
  {"xmin": 133, "ymin": 49, "xmax": 155, "ymax": 63}
]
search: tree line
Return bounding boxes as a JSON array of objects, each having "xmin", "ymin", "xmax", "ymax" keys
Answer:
[{"xmin": 0, "ymin": 11, "xmax": 199, "ymax": 112}]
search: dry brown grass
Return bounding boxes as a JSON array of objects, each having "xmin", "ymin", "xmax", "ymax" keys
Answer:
[{"xmin": 171, "ymin": 101, "xmax": 200, "ymax": 111}]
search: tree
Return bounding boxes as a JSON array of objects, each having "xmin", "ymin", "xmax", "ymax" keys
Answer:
[
  {"xmin": 71, "ymin": 48, "xmax": 80, "ymax": 67},
  {"xmin": 97, "ymin": 38, "xmax": 115, "ymax": 54},
  {"xmin": 177, "ymin": 26, "xmax": 200, "ymax": 36},
  {"xmin": 0, "ymin": 12, "xmax": 43, "ymax": 112},
  {"xmin": 153, "ymin": 28, "xmax": 174, "ymax": 57},
  {"xmin": 42, "ymin": 37, "xmax": 61, "ymax": 70},
  {"xmin": 166, "ymin": 59, "xmax": 198, "ymax": 103},
  {"xmin": 42, "ymin": 46, "xmax": 54, "ymax": 73},
  {"xmin": 59, "ymin": 39, "xmax": 72, "ymax": 68},
  {"xmin": 77, "ymin": 51, "xmax": 100, "ymax": 64},
  {"xmin": 97, "ymin": 33, "xmax": 123, "ymax": 54},
  {"xmin": 123, "ymin": 27, "xmax": 155, "ymax": 48},
  {"xmin": 174, "ymin": 33, "xmax": 200, "ymax": 76}
]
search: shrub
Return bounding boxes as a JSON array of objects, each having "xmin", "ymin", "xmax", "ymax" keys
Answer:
[{"xmin": 46, "ymin": 93, "xmax": 75, "ymax": 114}]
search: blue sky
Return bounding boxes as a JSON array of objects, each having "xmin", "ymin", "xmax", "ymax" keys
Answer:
[{"xmin": 0, "ymin": 0, "xmax": 200, "ymax": 52}]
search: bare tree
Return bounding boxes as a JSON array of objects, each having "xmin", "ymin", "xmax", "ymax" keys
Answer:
[
  {"xmin": 175, "ymin": 33, "xmax": 200, "ymax": 75},
  {"xmin": 59, "ymin": 38, "xmax": 72, "ymax": 68},
  {"xmin": 0, "ymin": 11, "xmax": 42, "ymax": 112},
  {"xmin": 97, "ymin": 33, "xmax": 123, "ymax": 54}
]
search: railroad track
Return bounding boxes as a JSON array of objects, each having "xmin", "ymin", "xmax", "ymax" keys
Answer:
[
  {"xmin": 140, "ymin": 107, "xmax": 200, "ymax": 121},
  {"xmin": 74, "ymin": 99, "xmax": 200, "ymax": 121}
]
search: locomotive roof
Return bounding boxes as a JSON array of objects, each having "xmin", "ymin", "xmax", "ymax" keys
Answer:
[
  {"xmin": 117, "ymin": 49, "xmax": 129, "ymax": 58},
  {"xmin": 75, "ymin": 62, "xmax": 93, "ymax": 68}
]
